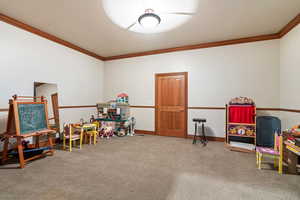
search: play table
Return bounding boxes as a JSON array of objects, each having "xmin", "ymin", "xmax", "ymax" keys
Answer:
[{"xmin": 284, "ymin": 141, "xmax": 300, "ymax": 174}]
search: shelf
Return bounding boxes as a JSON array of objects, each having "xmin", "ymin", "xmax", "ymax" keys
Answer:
[
  {"xmin": 228, "ymin": 123, "xmax": 256, "ymax": 126},
  {"xmin": 228, "ymin": 134, "xmax": 255, "ymax": 138},
  {"xmin": 225, "ymin": 144, "xmax": 255, "ymax": 153}
]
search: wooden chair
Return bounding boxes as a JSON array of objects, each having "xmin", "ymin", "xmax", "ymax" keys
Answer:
[
  {"xmin": 62, "ymin": 123, "xmax": 83, "ymax": 152},
  {"xmin": 256, "ymin": 133, "xmax": 283, "ymax": 174},
  {"xmin": 85, "ymin": 122, "xmax": 100, "ymax": 145}
]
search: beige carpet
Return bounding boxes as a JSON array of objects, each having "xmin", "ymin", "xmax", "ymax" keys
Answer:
[{"xmin": 0, "ymin": 135, "xmax": 299, "ymax": 200}]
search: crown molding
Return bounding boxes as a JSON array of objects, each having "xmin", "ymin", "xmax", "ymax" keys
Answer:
[
  {"xmin": 1, "ymin": 12, "xmax": 299, "ymax": 61},
  {"xmin": 0, "ymin": 13, "xmax": 105, "ymax": 61},
  {"xmin": 104, "ymin": 33, "xmax": 280, "ymax": 61},
  {"xmin": 279, "ymin": 14, "xmax": 300, "ymax": 37}
]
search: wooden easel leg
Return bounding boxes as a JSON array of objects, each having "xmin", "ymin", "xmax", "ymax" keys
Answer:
[
  {"xmin": 2, "ymin": 137, "xmax": 9, "ymax": 164},
  {"xmin": 17, "ymin": 137, "xmax": 25, "ymax": 169},
  {"xmin": 36, "ymin": 135, "xmax": 40, "ymax": 148}
]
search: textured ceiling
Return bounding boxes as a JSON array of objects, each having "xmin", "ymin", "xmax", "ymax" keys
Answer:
[{"xmin": 0, "ymin": 0, "xmax": 299, "ymax": 57}]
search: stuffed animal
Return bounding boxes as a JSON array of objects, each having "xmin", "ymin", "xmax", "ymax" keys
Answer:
[
  {"xmin": 100, "ymin": 122, "xmax": 114, "ymax": 139},
  {"xmin": 117, "ymin": 129, "xmax": 126, "ymax": 137},
  {"xmin": 237, "ymin": 126, "xmax": 246, "ymax": 135},
  {"xmin": 229, "ymin": 127, "xmax": 237, "ymax": 135},
  {"xmin": 229, "ymin": 96, "xmax": 255, "ymax": 105},
  {"xmin": 246, "ymin": 128, "xmax": 254, "ymax": 136}
]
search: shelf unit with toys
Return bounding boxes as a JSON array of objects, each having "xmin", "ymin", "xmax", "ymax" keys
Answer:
[{"xmin": 225, "ymin": 97, "xmax": 256, "ymax": 153}]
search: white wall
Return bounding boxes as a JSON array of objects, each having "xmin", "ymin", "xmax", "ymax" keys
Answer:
[
  {"xmin": 0, "ymin": 22, "xmax": 104, "ymax": 148},
  {"xmin": 104, "ymin": 40, "xmax": 281, "ymax": 137},
  {"xmin": 280, "ymin": 24, "xmax": 300, "ymax": 130},
  {"xmin": 2, "ymin": 17, "xmax": 299, "ymax": 140}
]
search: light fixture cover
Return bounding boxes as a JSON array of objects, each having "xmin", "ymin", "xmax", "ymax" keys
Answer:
[
  {"xmin": 102, "ymin": 0, "xmax": 199, "ymax": 34},
  {"xmin": 138, "ymin": 13, "xmax": 161, "ymax": 28}
]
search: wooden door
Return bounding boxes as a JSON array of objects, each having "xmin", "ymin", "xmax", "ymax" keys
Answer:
[
  {"xmin": 51, "ymin": 93, "xmax": 60, "ymax": 132},
  {"xmin": 155, "ymin": 72, "xmax": 188, "ymax": 138}
]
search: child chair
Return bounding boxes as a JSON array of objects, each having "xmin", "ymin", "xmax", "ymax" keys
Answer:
[
  {"xmin": 85, "ymin": 122, "xmax": 100, "ymax": 145},
  {"xmin": 62, "ymin": 123, "xmax": 83, "ymax": 152},
  {"xmin": 256, "ymin": 133, "xmax": 283, "ymax": 174}
]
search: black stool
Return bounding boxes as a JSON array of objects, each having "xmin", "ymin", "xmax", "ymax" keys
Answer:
[{"xmin": 192, "ymin": 118, "xmax": 208, "ymax": 146}]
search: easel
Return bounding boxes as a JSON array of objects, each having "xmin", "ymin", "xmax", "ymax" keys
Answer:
[{"xmin": 1, "ymin": 95, "xmax": 55, "ymax": 168}]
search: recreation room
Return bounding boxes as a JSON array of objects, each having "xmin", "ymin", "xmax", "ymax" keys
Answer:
[{"xmin": 0, "ymin": 1, "xmax": 300, "ymax": 199}]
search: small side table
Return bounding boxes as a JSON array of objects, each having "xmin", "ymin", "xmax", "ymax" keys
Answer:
[{"xmin": 192, "ymin": 118, "xmax": 208, "ymax": 146}]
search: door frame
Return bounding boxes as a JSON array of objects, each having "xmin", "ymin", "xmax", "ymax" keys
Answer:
[
  {"xmin": 155, "ymin": 72, "xmax": 188, "ymax": 138},
  {"xmin": 51, "ymin": 93, "xmax": 60, "ymax": 132}
]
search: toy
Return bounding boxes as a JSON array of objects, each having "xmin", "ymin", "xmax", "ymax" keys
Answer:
[
  {"xmin": 291, "ymin": 124, "xmax": 300, "ymax": 136},
  {"xmin": 96, "ymin": 102, "xmax": 130, "ymax": 120},
  {"xmin": 237, "ymin": 127, "xmax": 246, "ymax": 135},
  {"xmin": 117, "ymin": 93, "xmax": 129, "ymax": 103},
  {"xmin": 90, "ymin": 115, "xmax": 95, "ymax": 123},
  {"xmin": 229, "ymin": 96, "xmax": 255, "ymax": 105},
  {"xmin": 245, "ymin": 128, "xmax": 254, "ymax": 136},
  {"xmin": 100, "ymin": 122, "xmax": 114, "ymax": 139},
  {"xmin": 229, "ymin": 127, "xmax": 237, "ymax": 135},
  {"xmin": 117, "ymin": 129, "xmax": 126, "ymax": 137},
  {"xmin": 226, "ymin": 97, "xmax": 256, "ymax": 153},
  {"xmin": 284, "ymin": 124, "xmax": 300, "ymax": 137}
]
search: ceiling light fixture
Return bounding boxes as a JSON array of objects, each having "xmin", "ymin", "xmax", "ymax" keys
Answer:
[
  {"xmin": 102, "ymin": 0, "xmax": 199, "ymax": 34},
  {"xmin": 138, "ymin": 9, "xmax": 161, "ymax": 28}
]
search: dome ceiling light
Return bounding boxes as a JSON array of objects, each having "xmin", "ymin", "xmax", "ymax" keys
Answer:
[
  {"xmin": 138, "ymin": 9, "xmax": 161, "ymax": 29},
  {"xmin": 102, "ymin": 0, "xmax": 199, "ymax": 34}
]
